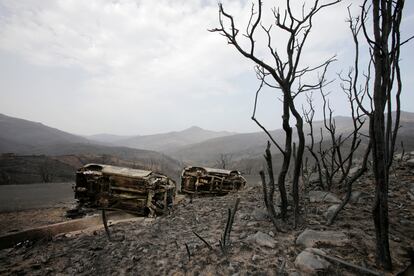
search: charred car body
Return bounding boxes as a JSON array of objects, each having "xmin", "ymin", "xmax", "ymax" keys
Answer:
[
  {"xmin": 181, "ymin": 166, "xmax": 246, "ymax": 195},
  {"xmin": 74, "ymin": 164, "xmax": 176, "ymax": 216}
]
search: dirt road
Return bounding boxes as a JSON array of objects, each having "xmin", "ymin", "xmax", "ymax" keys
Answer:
[{"xmin": 0, "ymin": 183, "xmax": 75, "ymax": 212}]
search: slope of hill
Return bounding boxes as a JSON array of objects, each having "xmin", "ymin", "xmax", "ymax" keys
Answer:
[
  {"xmin": 0, "ymin": 113, "xmax": 90, "ymax": 153},
  {"xmin": 85, "ymin": 134, "xmax": 133, "ymax": 144},
  {"xmin": 100, "ymin": 126, "xmax": 236, "ymax": 152},
  {"xmin": 167, "ymin": 112, "xmax": 414, "ymax": 166},
  {"xmin": 0, "ymin": 114, "xmax": 183, "ymax": 183},
  {"xmin": 0, "ymin": 155, "xmax": 75, "ymax": 184},
  {"xmin": 0, "ymin": 148, "xmax": 183, "ymax": 185},
  {"xmin": 27, "ymin": 143, "xmax": 182, "ymax": 178}
]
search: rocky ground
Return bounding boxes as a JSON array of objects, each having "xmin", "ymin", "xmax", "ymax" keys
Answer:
[
  {"xmin": 0, "ymin": 160, "xmax": 413, "ymax": 275},
  {"xmin": 0, "ymin": 207, "xmax": 72, "ymax": 236}
]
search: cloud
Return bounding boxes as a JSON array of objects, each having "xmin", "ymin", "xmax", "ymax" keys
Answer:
[{"xmin": 1, "ymin": 0, "xmax": 411, "ymax": 135}]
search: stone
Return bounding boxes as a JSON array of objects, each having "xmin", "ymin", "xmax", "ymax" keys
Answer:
[
  {"xmin": 394, "ymin": 153, "xmax": 404, "ymax": 160},
  {"xmin": 246, "ymin": 231, "xmax": 276, "ymax": 248},
  {"xmin": 324, "ymin": 204, "xmax": 340, "ymax": 221},
  {"xmin": 251, "ymin": 208, "xmax": 268, "ymax": 221},
  {"xmin": 308, "ymin": 173, "xmax": 321, "ymax": 184},
  {"xmin": 296, "ymin": 229, "xmax": 349, "ymax": 248},
  {"xmin": 275, "ymin": 194, "xmax": 293, "ymax": 205},
  {"xmin": 251, "ymin": 254, "xmax": 260, "ymax": 262},
  {"xmin": 348, "ymin": 166, "xmax": 360, "ymax": 176},
  {"xmin": 407, "ymin": 159, "xmax": 414, "ymax": 167},
  {"xmin": 237, "ymin": 212, "xmax": 247, "ymax": 220},
  {"xmin": 400, "ymin": 219, "xmax": 410, "ymax": 226},
  {"xmin": 349, "ymin": 191, "xmax": 367, "ymax": 203},
  {"xmin": 309, "ymin": 191, "xmax": 341, "ymax": 203},
  {"xmin": 295, "ymin": 248, "xmax": 331, "ymax": 275}
]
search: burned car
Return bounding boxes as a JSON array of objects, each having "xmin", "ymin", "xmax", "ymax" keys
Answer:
[
  {"xmin": 181, "ymin": 166, "xmax": 246, "ymax": 195},
  {"xmin": 74, "ymin": 164, "xmax": 176, "ymax": 216}
]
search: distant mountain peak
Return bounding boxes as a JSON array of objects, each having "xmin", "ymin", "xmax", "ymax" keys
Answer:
[{"xmin": 184, "ymin": 126, "xmax": 204, "ymax": 131}]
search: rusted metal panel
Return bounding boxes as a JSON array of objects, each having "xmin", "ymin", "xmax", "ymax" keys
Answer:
[
  {"xmin": 74, "ymin": 164, "xmax": 176, "ymax": 217},
  {"xmin": 180, "ymin": 166, "xmax": 246, "ymax": 195}
]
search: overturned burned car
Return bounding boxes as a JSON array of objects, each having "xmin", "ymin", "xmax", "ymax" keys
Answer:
[
  {"xmin": 74, "ymin": 164, "xmax": 176, "ymax": 216},
  {"xmin": 181, "ymin": 166, "xmax": 246, "ymax": 195}
]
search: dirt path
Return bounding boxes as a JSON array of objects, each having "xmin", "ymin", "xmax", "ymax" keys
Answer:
[
  {"xmin": 0, "ymin": 169, "xmax": 413, "ymax": 275},
  {"xmin": 0, "ymin": 182, "xmax": 75, "ymax": 236},
  {"xmin": 0, "ymin": 182, "xmax": 74, "ymax": 212}
]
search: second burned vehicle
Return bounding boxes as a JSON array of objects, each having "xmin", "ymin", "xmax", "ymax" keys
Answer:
[{"xmin": 181, "ymin": 166, "xmax": 246, "ymax": 195}]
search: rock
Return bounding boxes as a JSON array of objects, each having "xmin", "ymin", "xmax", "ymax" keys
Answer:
[
  {"xmin": 348, "ymin": 166, "xmax": 360, "ymax": 176},
  {"xmin": 296, "ymin": 229, "xmax": 349, "ymax": 248},
  {"xmin": 251, "ymin": 208, "xmax": 268, "ymax": 221},
  {"xmin": 407, "ymin": 159, "xmax": 414, "ymax": 167},
  {"xmin": 295, "ymin": 248, "xmax": 331, "ymax": 275},
  {"xmin": 394, "ymin": 153, "xmax": 402, "ymax": 159},
  {"xmin": 409, "ymin": 183, "xmax": 414, "ymax": 194},
  {"xmin": 324, "ymin": 204, "xmax": 340, "ymax": 221},
  {"xmin": 391, "ymin": 236, "xmax": 401, "ymax": 243},
  {"xmin": 251, "ymin": 254, "xmax": 260, "ymax": 262},
  {"xmin": 308, "ymin": 173, "xmax": 321, "ymax": 184},
  {"xmin": 237, "ymin": 212, "xmax": 249, "ymax": 220},
  {"xmin": 349, "ymin": 191, "xmax": 367, "ymax": 203},
  {"xmin": 246, "ymin": 231, "xmax": 276, "ymax": 248},
  {"xmin": 309, "ymin": 191, "xmax": 341, "ymax": 203},
  {"xmin": 276, "ymin": 194, "xmax": 293, "ymax": 205},
  {"xmin": 228, "ymin": 263, "xmax": 235, "ymax": 273},
  {"xmin": 400, "ymin": 219, "xmax": 410, "ymax": 226}
]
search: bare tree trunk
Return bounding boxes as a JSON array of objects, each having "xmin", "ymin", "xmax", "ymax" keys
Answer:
[
  {"xmin": 260, "ymin": 144, "xmax": 283, "ymax": 232},
  {"xmin": 277, "ymin": 93, "xmax": 291, "ymax": 220},
  {"xmin": 289, "ymin": 99, "xmax": 305, "ymax": 228},
  {"xmin": 359, "ymin": 0, "xmax": 408, "ymax": 269},
  {"xmin": 328, "ymin": 142, "xmax": 371, "ymax": 225}
]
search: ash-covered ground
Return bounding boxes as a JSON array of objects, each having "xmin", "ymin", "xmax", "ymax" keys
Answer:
[{"xmin": 0, "ymin": 163, "xmax": 413, "ymax": 275}]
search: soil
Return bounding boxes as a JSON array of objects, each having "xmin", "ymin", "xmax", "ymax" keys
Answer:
[
  {"xmin": 0, "ymin": 207, "xmax": 72, "ymax": 236},
  {"xmin": 0, "ymin": 163, "xmax": 413, "ymax": 275}
]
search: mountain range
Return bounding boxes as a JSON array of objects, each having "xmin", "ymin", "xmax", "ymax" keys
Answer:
[
  {"xmin": 87, "ymin": 126, "xmax": 236, "ymax": 152},
  {"xmin": 1, "ymin": 112, "xmax": 414, "ymax": 183}
]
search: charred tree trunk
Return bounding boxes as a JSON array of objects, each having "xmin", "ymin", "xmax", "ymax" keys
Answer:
[
  {"xmin": 278, "ymin": 99, "xmax": 291, "ymax": 219},
  {"xmin": 289, "ymin": 98, "xmax": 305, "ymax": 228},
  {"xmin": 358, "ymin": 0, "xmax": 408, "ymax": 270}
]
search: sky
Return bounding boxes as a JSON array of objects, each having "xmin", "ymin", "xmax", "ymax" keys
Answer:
[{"xmin": 0, "ymin": 0, "xmax": 413, "ymax": 136}]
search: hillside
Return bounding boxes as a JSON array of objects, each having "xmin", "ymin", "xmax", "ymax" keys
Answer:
[
  {"xmin": 0, "ymin": 114, "xmax": 183, "ymax": 183},
  {"xmin": 85, "ymin": 134, "xmax": 133, "ymax": 144},
  {"xmin": 93, "ymin": 126, "xmax": 236, "ymax": 152},
  {"xmin": 0, "ymin": 113, "xmax": 90, "ymax": 153},
  {"xmin": 0, "ymin": 149, "xmax": 183, "ymax": 185},
  {"xmin": 167, "ymin": 112, "xmax": 414, "ymax": 168}
]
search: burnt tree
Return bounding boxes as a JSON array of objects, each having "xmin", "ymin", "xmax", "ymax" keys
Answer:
[
  {"xmin": 353, "ymin": 0, "xmax": 411, "ymax": 270},
  {"xmin": 211, "ymin": 0, "xmax": 339, "ymax": 227}
]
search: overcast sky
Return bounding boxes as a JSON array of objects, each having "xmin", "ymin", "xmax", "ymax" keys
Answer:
[{"xmin": 0, "ymin": 0, "xmax": 413, "ymax": 136}]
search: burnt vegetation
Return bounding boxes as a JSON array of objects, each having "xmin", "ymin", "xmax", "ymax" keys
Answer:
[{"xmin": 211, "ymin": 0, "xmax": 412, "ymax": 272}]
